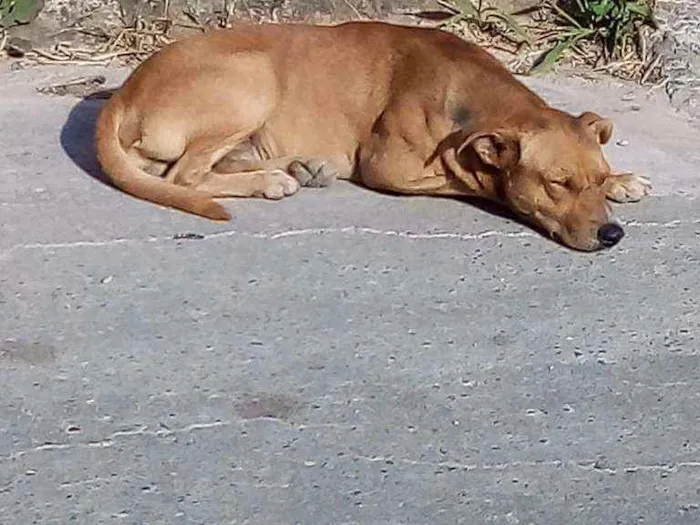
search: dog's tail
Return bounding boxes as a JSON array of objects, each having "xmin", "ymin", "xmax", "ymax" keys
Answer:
[{"xmin": 94, "ymin": 95, "xmax": 231, "ymax": 221}]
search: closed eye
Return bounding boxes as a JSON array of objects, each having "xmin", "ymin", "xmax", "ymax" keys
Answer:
[{"xmin": 546, "ymin": 179, "xmax": 569, "ymax": 200}]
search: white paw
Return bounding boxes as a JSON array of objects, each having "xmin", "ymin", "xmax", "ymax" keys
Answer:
[
  {"xmin": 263, "ymin": 171, "xmax": 300, "ymax": 200},
  {"xmin": 605, "ymin": 174, "xmax": 651, "ymax": 203}
]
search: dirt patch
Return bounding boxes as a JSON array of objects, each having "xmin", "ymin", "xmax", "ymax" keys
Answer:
[
  {"xmin": 0, "ymin": 339, "xmax": 57, "ymax": 366},
  {"xmin": 235, "ymin": 393, "xmax": 301, "ymax": 420},
  {"xmin": 36, "ymin": 74, "xmax": 107, "ymax": 96}
]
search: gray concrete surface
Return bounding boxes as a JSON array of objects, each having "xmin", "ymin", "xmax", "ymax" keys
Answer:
[{"xmin": 1, "ymin": 63, "xmax": 700, "ymax": 525}]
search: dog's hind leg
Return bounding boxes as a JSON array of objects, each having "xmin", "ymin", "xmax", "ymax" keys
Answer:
[
  {"xmin": 164, "ymin": 130, "xmax": 258, "ymax": 189},
  {"xmin": 205, "ymin": 141, "xmax": 300, "ymax": 198},
  {"xmin": 215, "ymin": 150, "xmax": 344, "ymax": 189},
  {"xmin": 126, "ymin": 147, "xmax": 170, "ymax": 177},
  {"xmin": 206, "ymin": 133, "xmax": 349, "ymax": 196},
  {"xmin": 195, "ymin": 169, "xmax": 300, "ymax": 200}
]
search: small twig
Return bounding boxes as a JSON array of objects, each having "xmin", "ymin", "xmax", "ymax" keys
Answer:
[
  {"xmin": 182, "ymin": 8, "xmax": 205, "ymax": 29},
  {"xmin": 89, "ymin": 50, "xmax": 147, "ymax": 61},
  {"xmin": 340, "ymin": 0, "xmax": 365, "ymax": 19},
  {"xmin": 640, "ymin": 53, "xmax": 662, "ymax": 84},
  {"xmin": 546, "ymin": 1, "xmax": 581, "ymax": 29},
  {"xmin": 489, "ymin": 43, "xmax": 520, "ymax": 55},
  {"xmin": 639, "ymin": 29, "xmax": 647, "ymax": 63},
  {"xmin": 436, "ymin": 0, "xmax": 460, "ymax": 14},
  {"xmin": 221, "ymin": 0, "xmax": 237, "ymax": 27},
  {"xmin": 174, "ymin": 22, "xmax": 207, "ymax": 32},
  {"xmin": 0, "ymin": 29, "xmax": 7, "ymax": 56},
  {"xmin": 42, "ymin": 75, "xmax": 106, "ymax": 88},
  {"xmin": 32, "ymin": 58, "xmax": 113, "ymax": 66},
  {"xmin": 239, "ymin": 0, "xmax": 254, "ymax": 20},
  {"xmin": 51, "ymin": 27, "xmax": 111, "ymax": 40},
  {"xmin": 28, "ymin": 47, "xmax": 145, "ymax": 63},
  {"xmin": 64, "ymin": 46, "xmax": 120, "ymax": 55},
  {"xmin": 647, "ymin": 76, "xmax": 669, "ymax": 94},
  {"xmin": 124, "ymin": 28, "xmax": 170, "ymax": 38},
  {"xmin": 28, "ymin": 48, "xmax": 70, "ymax": 61},
  {"xmin": 107, "ymin": 29, "xmax": 127, "ymax": 52}
]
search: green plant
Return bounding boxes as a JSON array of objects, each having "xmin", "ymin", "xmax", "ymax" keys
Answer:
[
  {"xmin": 0, "ymin": 0, "xmax": 41, "ymax": 28},
  {"xmin": 432, "ymin": 0, "xmax": 533, "ymax": 45},
  {"xmin": 531, "ymin": 0, "xmax": 655, "ymax": 73}
]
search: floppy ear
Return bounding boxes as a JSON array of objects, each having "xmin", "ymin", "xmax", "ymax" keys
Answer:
[
  {"xmin": 457, "ymin": 131, "xmax": 520, "ymax": 171},
  {"xmin": 578, "ymin": 111, "xmax": 613, "ymax": 145}
]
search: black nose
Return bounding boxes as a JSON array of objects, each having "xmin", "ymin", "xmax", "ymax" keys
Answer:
[{"xmin": 597, "ymin": 223, "xmax": 624, "ymax": 247}]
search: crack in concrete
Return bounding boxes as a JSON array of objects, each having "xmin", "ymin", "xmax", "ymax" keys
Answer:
[
  {"xmin": 0, "ymin": 226, "xmax": 536, "ymax": 262},
  {"xmin": 297, "ymin": 423, "xmax": 357, "ymax": 430},
  {"xmin": 577, "ymin": 460, "xmax": 700, "ymax": 475},
  {"xmin": 235, "ymin": 227, "xmax": 536, "ymax": 242},
  {"xmin": 2, "ymin": 217, "xmax": 698, "ymax": 261},
  {"xmin": 2, "ymin": 419, "xmax": 353, "ymax": 462},
  {"xmin": 59, "ymin": 476, "xmax": 105, "ymax": 489},
  {"xmin": 55, "ymin": 476, "xmax": 289, "ymax": 490},
  {"xmin": 353, "ymin": 455, "xmax": 700, "ymax": 474},
  {"xmin": 625, "ymin": 218, "xmax": 700, "ymax": 228},
  {"xmin": 4, "ymin": 421, "xmax": 233, "ymax": 461},
  {"xmin": 3, "ymin": 419, "xmax": 699, "ymax": 481},
  {"xmin": 228, "ymin": 481, "xmax": 291, "ymax": 489},
  {"xmin": 621, "ymin": 380, "xmax": 692, "ymax": 390},
  {"xmin": 0, "ymin": 237, "xmax": 158, "ymax": 262}
]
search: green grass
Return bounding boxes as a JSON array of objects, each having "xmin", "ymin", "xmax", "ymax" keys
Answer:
[
  {"xmin": 425, "ymin": 0, "xmax": 657, "ymax": 76},
  {"xmin": 0, "ymin": 0, "xmax": 41, "ymax": 28},
  {"xmin": 531, "ymin": 0, "xmax": 656, "ymax": 73}
]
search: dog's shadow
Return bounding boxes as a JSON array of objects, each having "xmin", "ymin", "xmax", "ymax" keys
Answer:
[
  {"xmin": 60, "ymin": 92, "xmax": 114, "ymax": 187},
  {"xmin": 61, "ymin": 93, "xmax": 547, "ymax": 244}
]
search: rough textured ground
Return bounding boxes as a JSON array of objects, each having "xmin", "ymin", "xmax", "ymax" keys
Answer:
[
  {"xmin": 9, "ymin": 0, "xmax": 700, "ymax": 119},
  {"xmin": 657, "ymin": 0, "xmax": 700, "ymax": 120},
  {"xmin": 1, "ymin": 64, "xmax": 699, "ymax": 524}
]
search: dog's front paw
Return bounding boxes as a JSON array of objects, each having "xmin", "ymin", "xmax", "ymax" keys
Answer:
[
  {"xmin": 288, "ymin": 159, "xmax": 338, "ymax": 188},
  {"xmin": 262, "ymin": 171, "xmax": 300, "ymax": 200},
  {"xmin": 604, "ymin": 173, "xmax": 652, "ymax": 203}
]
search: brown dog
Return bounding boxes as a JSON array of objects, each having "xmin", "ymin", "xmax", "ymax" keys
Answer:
[{"xmin": 95, "ymin": 21, "xmax": 650, "ymax": 251}]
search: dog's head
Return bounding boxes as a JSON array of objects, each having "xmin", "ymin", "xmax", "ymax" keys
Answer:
[{"xmin": 458, "ymin": 110, "xmax": 621, "ymax": 251}]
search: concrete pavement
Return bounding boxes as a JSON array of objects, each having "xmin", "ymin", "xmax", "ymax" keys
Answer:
[{"xmin": 1, "ymin": 64, "xmax": 699, "ymax": 524}]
